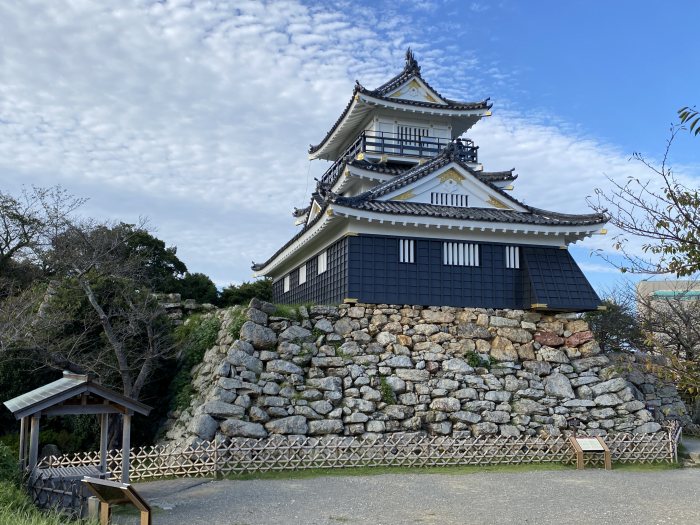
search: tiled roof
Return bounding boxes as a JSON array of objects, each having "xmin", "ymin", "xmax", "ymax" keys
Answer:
[
  {"xmin": 346, "ymin": 159, "xmax": 410, "ymax": 176},
  {"xmin": 253, "ymin": 146, "xmax": 606, "ymax": 272},
  {"xmin": 478, "ymin": 169, "xmax": 517, "ymax": 183},
  {"xmin": 331, "ymin": 200, "xmax": 607, "ymax": 227},
  {"xmin": 308, "ymin": 49, "xmax": 489, "ymax": 155},
  {"xmin": 334, "ymin": 148, "xmax": 606, "ymax": 227},
  {"xmin": 292, "ymin": 205, "xmax": 311, "ymax": 218}
]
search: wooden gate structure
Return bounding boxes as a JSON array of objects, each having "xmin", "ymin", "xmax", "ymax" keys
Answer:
[{"xmin": 3, "ymin": 370, "xmax": 151, "ymax": 514}]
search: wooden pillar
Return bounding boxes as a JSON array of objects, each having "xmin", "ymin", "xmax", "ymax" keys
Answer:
[
  {"xmin": 99, "ymin": 414, "xmax": 109, "ymax": 476},
  {"xmin": 19, "ymin": 417, "xmax": 27, "ymax": 470},
  {"xmin": 28, "ymin": 415, "xmax": 40, "ymax": 471},
  {"xmin": 121, "ymin": 413, "xmax": 131, "ymax": 483}
]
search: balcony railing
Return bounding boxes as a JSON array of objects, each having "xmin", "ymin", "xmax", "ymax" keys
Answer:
[{"xmin": 319, "ymin": 131, "xmax": 478, "ymax": 187}]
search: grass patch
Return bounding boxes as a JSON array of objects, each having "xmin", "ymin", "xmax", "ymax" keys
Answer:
[
  {"xmin": 0, "ymin": 481, "xmax": 89, "ymax": 525},
  {"xmin": 272, "ymin": 304, "xmax": 300, "ymax": 320},
  {"xmin": 229, "ymin": 306, "xmax": 246, "ymax": 338},
  {"xmin": 0, "ymin": 444, "xmax": 96, "ymax": 525}
]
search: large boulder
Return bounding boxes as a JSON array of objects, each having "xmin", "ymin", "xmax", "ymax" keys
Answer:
[
  {"xmin": 308, "ymin": 420, "xmax": 343, "ymax": 435},
  {"xmin": 221, "ymin": 419, "xmax": 268, "ymax": 438},
  {"xmin": 591, "ymin": 377, "xmax": 628, "ymax": 396},
  {"xmin": 442, "ymin": 358, "xmax": 475, "ymax": 373},
  {"xmin": 490, "ymin": 336, "xmax": 519, "ymax": 362},
  {"xmin": 278, "ymin": 325, "xmax": 314, "ymax": 343},
  {"xmin": 265, "ymin": 416, "xmax": 308, "ymax": 435},
  {"xmin": 188, "ymin": 414, "xmax": 218, "ymax": 440},
  {"xmin": 227, "ymin": 349, "xmax": 263, "ymax": 374},
  {"xmin": 456, "ymin": 322, "xmax": 492, "ymax": 339},
  {"xmin": 203, "ymin": 401, "xmax": 245, "ymax": 419},
  {"xmin": 267, "ymin": 359, "xmax": 304, "ymax": 375},
  {"xmin": 429, "ymin": 397, "xmax": 461, "ymax": 412},
  {"xmin": 240, "ymin": 321, "xmax": 277, "ymax": 349},
  {"xmin": 544, "ymin": 374, "xmax": 575, "ymax": 399}
]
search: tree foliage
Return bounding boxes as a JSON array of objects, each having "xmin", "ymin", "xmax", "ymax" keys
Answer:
[
  {"xmin": 584, "ymin": 293, "xmax": 645, "ymax": 353},
  {"xmin": 588, "ymin": 125, "xmax": 700, "ymax": 276},
  {"xmin": 174, "ymin": 272, "xmax": 218, "ymax": 304},
  {"xmin": 679, "ymin": 106, "xmax": 700, "ymax": 136},
  {"xmin": 0, "ymin": 188, "xmax": 195, "ymax": 401},
  {"xmin": 219, "ymin": 278, "xmax": 272, "ymax": 306}
]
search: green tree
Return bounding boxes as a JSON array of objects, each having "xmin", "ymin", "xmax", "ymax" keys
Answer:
[
  {"xmin": 120, "ymin": 225, "xmax": 188, "ymax": 292},
  {"xmin": 219, "ymin": 278, "xmax": 272, "ymax": 306},
  {"xmin": 174, "ymin": 272, "xmax": 218, "ymax": 304},
  {"xmin": 584, "ymin": 295, "xmax": 645, "ymax": 353}
]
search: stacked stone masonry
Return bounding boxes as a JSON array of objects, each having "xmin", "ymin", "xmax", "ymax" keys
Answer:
[{"xmin": 162, "ymin": 300, "xmax": 687, "ymax": 445}]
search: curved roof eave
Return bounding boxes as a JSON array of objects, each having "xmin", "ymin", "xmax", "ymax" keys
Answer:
[{"xmin": 309, "ymin": 91, "xmax": 490, "ymax": 160}]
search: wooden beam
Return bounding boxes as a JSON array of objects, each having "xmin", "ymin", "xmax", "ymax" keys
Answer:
[
  {"xmin": 100, "ymin": 414, "xmax": 109, "ymax": 475},
  {"xmin": 19, "ymin": 417, "xmax": 27, "ymax": 470},
  {"xmin": 121, "ymin": 413, "xmax": 131, "ymax": 483},
  {"xmin": 42, "ymin": 404, "xmax": 126, "ymax": 416},
  {"xmin": 28, "ymin": 415, "xmax": 40, "ymax": 471}
]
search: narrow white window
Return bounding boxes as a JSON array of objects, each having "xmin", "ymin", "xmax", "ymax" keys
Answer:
[
  {"xmin": 298, "ymin": 263, "xmax": 307, "ymax": 285},
  {"xmin": 430, "ymin": 192, "xmax": 468, "ymax": 207},
  {"xmin": 283, "ymin": 275, "xmax": 290, "ymax": 293},
  {"xmin": 443, "ymin": 242, "xmax": 479, "ymax": 266},
  {"xmin": 317, "ymin": 251, "xmax": 327, "ymax": 274},
  {"xmin": 506, "ymin": 246, "xmax": 520, "ymax": 269},
  {"xmin": 399, "ymin": 239, "xmax": 415, "ymax": 263}
]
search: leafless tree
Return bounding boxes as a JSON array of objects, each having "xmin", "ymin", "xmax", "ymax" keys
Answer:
[
  {"xmin": 588, "ymin": 126, "xmax": 700, "ymax": 276},
  {"xmin": 0, "ymin": 187, "xmax": 175, "ymax": 400}
]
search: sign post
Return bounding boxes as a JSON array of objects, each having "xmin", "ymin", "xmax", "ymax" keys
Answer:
[
  {"xmin": 568, "ymin": 436, "xmax": 612, "ymax": 470},
  {"xmin": 82, "ymin": 477, "xmax": 151, "ymax": 525}
]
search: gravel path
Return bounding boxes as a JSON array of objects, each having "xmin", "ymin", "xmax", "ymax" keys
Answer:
[{"xmin": 115, "ymin": 468, "xmax": 700, "ymax": 525}]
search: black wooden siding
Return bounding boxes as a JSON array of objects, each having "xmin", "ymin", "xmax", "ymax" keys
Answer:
[
  {"xmin": 347, "ymin": 235, "xmax": 531, "ymax": 309},
  {"xmin": 274, "ymin": 233, "xmax": 600, "ymax": 311},
  {"xmin": 521, "ymin": 246, "xmax": 601, "ymax": 311},
  {"xmin": 273, "ymin": 237, "xmax": 348, "ymax": 304}
]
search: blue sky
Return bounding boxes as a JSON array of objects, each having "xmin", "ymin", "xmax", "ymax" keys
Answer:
[{"xmin": 0, "ymin": 0, "xmax": 698, "ymax": 295}]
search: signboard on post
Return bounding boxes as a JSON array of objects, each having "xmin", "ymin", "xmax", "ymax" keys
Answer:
[
  {"xmin": 82, "ymin": 477, "xmax": 151, "ymax": 525},
  {"xmin": 568, "ymin": 436, "xmax": 612, "ymax": 470}
]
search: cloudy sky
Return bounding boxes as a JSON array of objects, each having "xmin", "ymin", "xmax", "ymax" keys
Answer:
[{"xmin": 1, "ymin": 0, "xmax": 698, "ymax": 292}]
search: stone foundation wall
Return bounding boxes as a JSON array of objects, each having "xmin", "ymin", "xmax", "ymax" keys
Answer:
[{"xmin": 162, "ymin": 300, "xmax": 687, "ymax": 445}]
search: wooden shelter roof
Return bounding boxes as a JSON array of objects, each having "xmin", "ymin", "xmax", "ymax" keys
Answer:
[{"xmin": 3, "ymin": 371, "xmax": 151, "ymax": 420}]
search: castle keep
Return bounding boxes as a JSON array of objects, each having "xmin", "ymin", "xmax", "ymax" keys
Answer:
[{"xmin": 253, "ymin": 50, "xmax": 607, "ymax": 311}]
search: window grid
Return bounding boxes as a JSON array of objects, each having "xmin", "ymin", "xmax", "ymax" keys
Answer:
[
  {"xmin": 298, "ymin": 263, "xmax": 307, "ymax": 284},
  {"xmin": 398, "ymin": 125, "xmax": 429, "ymax": 142},
  {"xmin": 443, "ymin": 242, "xmax": 479, "ymax": 266},
  {"xmin": 317, "ymin": 251, "xmax": 328, "ymax": 274},
  {"xmin": 399, "ymin": 239, "xmax": 415, "ymax": 263},
  {"xmin": 283, "ymin": 275, "xmax": 290, "ymax": 293},
  {"xmin": 431, "ymin": 193, "xmax": 468, "ymax": 207},
  {"xmin": 506, "ymin": 246, "xmax": 520, "ymax": 269}
]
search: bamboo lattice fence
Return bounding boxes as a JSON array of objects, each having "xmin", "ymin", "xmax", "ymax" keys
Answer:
[{"xmin": 37, "ymin": 424, "xmax": 680, "ymax": 482}]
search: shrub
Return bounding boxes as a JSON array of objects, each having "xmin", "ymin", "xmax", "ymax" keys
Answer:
[
  {"xmin": 228, "ymin": 307, "xmax": 246, "ymax": 338},
  {"xmin": 465, "ymin": 351, "xmax": 491, "ymax": 369},
  {"xmin": 219, "ymin": 279, "xmax": 272, "ymax": 307},
  {"xmin": 379, "ymin": 378, "xmax": 397, "ymax": 405},
  {"xmin": 168, "ymin": 314, "xmax": 221, "ymax": 411}
]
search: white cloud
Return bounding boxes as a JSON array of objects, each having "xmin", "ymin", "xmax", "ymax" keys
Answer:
[{"xmin": 0, "ymin": 0, "xmax": 697, "ymax": 289}]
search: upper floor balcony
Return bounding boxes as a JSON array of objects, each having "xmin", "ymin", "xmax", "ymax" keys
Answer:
[{"xmin": 319, "ymin": 131, "xmax": 478, "ymax": 187}]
